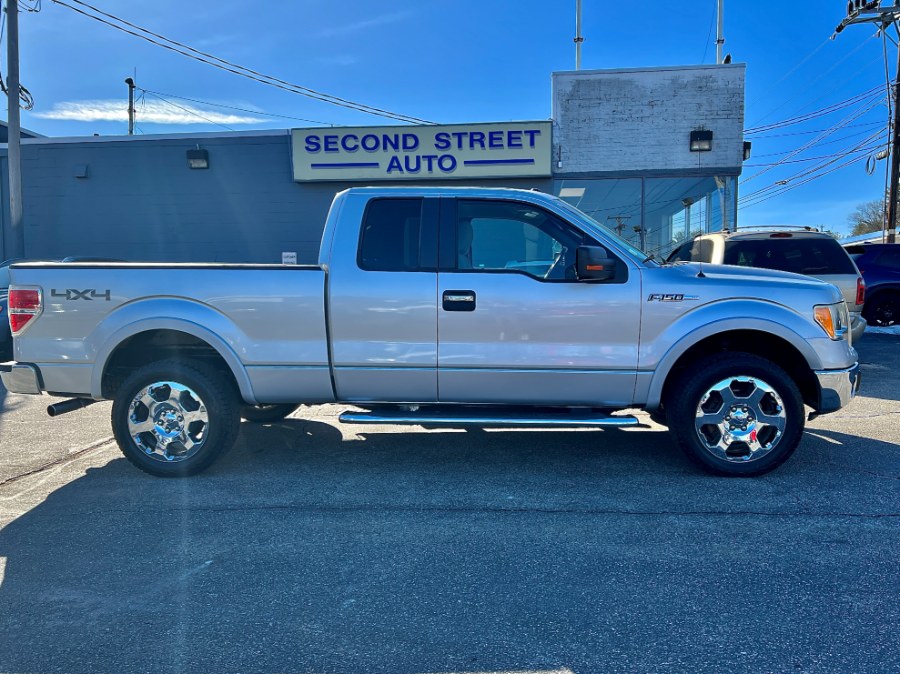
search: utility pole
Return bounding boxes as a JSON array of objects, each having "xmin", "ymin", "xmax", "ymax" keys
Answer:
[
  {"xmin": 835, "ymin": 1, "xmax": 900, "ymax": 244},
  {"xmin": 888, "ymin": 45, "xmax": 900, "ymax": 244},
  {"xmin": 574, "ymin": 0, "xmax": 584, "ymax": 70},
  {"xmin": 125, "ymin": 77, "xmax": 136, "ymax": 135},
  {"xmin": 607, "ymin": 215, "xmax": 632, "ymax": 237},
  {"xmin": 716, "ymin": 0, "xmax": 725, "ymax": 64},
  {"xmin": 6, "ymin": 0, "xmax": 24, "ymax": 258}
]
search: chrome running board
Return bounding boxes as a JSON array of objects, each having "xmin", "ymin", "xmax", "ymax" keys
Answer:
[{"xmin": 339, "ymin": 409, "xmax": 638, "ymax": 428}]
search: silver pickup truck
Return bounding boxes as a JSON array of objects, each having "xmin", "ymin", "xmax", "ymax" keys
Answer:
[{"xmin": 1, "ymin": 187, "xmax": 860, "ymax": 477}]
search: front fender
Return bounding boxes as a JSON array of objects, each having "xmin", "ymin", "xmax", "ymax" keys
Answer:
[
  {"xmin": 642, "ymin": 299, "xmax": 825, "ymax": 409},
  {"xmin": 87, "ymin": 298, "xmax": 257, "ymax": 403}
]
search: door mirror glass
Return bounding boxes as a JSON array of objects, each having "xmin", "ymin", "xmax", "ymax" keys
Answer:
[{"xmin": 576, "ymin": 246, "xmax": 616, "ymax": 282}]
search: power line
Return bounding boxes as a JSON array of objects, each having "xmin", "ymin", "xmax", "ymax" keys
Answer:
[
  {"xmin": 751, "ymin": 125, "xmax": 888, "ymax": 157},
  {"xmin": 745, "ymin": 84, "xmax": 883, "ymax": 135},
  {"xmin": 747, "ymin": 120, "xmax": 885, "ymax": 139},
  {"xmin": 742, "ymin": 95, "xmax": 885, "ymax": 184},
  {"xmin": 739, "ymin": 153, "xmax": 871, "ymax": 211},
  {"xmin": 700, "ymin": 0, "xmax": 716, "ymax": 64},
  {"xmin": 48, "ymin": 0, "xmax": 433, "ymax": 125},
  {"xmin": 739, "ymin": 129, "xmax": 886, "ymax": 208},
  {"xmin": 144, "ymin": 90, "xmax": 235, "ymax": 131},
  {"xmin": 137, "ymin": 87, "xmax": 332, "ymax": 127},
  {"xmin": 744, "ymin": 143, "xmax": 883, "ymax": 167},
  {"xmin": 746, "ymin": 34, "xmax": 876, "ymax": 128}
]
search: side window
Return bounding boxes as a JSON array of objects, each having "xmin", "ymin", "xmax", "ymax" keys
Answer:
[
  {"xmin": 669, "ymin": 239, "xmax": 712, "ymax": 263},
  {"xmin": 667, "ymin": 241, "xmax": 694, "ymax": 263},
  {"xmin": 695, "ymin": 239, "xmax": 714, "ymax": 263},
  {"xmin": 875, "ymin": 250, "xmax": 900, "ymax": 270},
  {"xmin": 456, "ymin": 200, "xmax": 598, "ymax": 281},
  {"xmin": 358, "ymin": 199, "xmax": 423, "ymax": 272}
]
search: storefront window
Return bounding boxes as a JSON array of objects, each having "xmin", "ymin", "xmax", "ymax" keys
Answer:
[
  {"xmin": 644, "ymin": 176, "xmax": 736, "ymax": 257},
  {"xmin": 555, "ymin": 178, "xmax": 643, "ymax": 247},
  {"xmin": 554, "ymin": 176, "xmax": 737, "ymax": 257}
]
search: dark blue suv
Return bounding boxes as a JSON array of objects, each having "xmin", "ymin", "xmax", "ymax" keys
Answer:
[{"xmin": 845, "ymin": 244, "xmax": 900, "ymax": 327}]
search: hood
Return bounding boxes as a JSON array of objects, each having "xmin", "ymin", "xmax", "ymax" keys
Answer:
[{"xmin": 655, "ymin": 263, "xmax": 844, "ymax": 305}]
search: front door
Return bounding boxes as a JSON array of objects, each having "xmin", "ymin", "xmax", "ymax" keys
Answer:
[{"xmin": 437, "ymin": 198, "xmax": 641, "ymax": 406}]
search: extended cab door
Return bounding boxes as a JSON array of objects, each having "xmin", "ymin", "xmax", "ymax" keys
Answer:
[
  {"xmin": 437, "ymin": 198, "xmax": 641, "ymax": 406},
  {"xmin": 327, "ymin": 196, "xmax": 439, "ymax": 402}
]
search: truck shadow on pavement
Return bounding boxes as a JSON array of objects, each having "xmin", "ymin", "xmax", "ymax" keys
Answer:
[{"xmin": 0, "ymin": 420, "xmax": 898, "ymax": 673}]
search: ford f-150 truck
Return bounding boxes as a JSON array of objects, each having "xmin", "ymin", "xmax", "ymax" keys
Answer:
[{"xmin": 1, "ymin": 187, "xmax": 860, "ymax": 477}]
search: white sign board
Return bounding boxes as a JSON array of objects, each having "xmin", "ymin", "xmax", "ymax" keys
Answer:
[
  {"xmin": 291, "ymin": 121, "xmax": 552, "ymax": 182},
  {"xmin": 281, "ymin": 251, "xmax": 298, "ymax": 265}
]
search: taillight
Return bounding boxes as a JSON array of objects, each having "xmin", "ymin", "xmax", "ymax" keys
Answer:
[
  {"xmin": 856, "ymin": 277, "xmax": 866, "ymax": 306},
  {"xmin": 8, "ymin": 287, "xmax": 42, "ymax": 335}
]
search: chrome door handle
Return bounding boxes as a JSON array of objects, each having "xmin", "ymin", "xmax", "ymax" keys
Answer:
[{"xmin": 442, "ymin": 290, "xmax": 476, "ymax": 312}]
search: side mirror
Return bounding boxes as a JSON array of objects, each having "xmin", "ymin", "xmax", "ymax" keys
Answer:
[{"xmin": 576, "ymin": 246, "xmax": 616, "ymax": 282}]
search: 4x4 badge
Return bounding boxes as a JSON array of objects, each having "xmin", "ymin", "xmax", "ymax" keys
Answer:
[{"xmin": 51, "ymin": 289, "xmax": 111, "ymax": 301}]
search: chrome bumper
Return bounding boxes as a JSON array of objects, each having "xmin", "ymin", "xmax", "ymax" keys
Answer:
[
  {"xmin": 0, "ymin": 362, "xmax": 42, "ymax": 395},
  {"xmin": 814, "ymin": 363, "xmax": 860, "ymax": 414}
]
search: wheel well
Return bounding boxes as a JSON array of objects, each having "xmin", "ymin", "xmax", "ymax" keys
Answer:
[
  {"xmin": 102, "ymin": 329, "xmax": 236, "ymax": 399},
  {"xmin": 866, "ymin": 286, "xmax": 900, "ymax": 302},
  {"xmin": 660, "ymin": 330, "xmax": 819, "ymax": 409}
]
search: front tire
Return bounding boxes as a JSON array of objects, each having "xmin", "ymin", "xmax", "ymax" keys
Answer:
[
  {"xmin": 111, "ymin": 359, "xmax": 241, "ymax": 477},
  {"xmin": 665, "ymin": 353, "xmax": 805, "ymax": 477}
]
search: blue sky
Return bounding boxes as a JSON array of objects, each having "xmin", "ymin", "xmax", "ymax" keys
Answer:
[{"xmin": 12, "ymin": 0, "xmax": 895, "ymax": 233}]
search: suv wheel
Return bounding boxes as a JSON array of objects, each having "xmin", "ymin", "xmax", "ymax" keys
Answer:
[
  {"xmin": 864, "ymin": 291, "xmax": 899, "ymax": 327},
  {"xmin": 666, "ymin": 353, "xmax": 805, "ymax": 476}
]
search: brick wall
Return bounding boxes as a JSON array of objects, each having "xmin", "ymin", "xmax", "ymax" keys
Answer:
[{"xmin": 552, "ymin": 64, "xmax": 745, "ymax": 175}]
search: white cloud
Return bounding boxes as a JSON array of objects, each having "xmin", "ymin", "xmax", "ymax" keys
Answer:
[
  {"xmin": 33, "ymin": 99, "xmax": 265, "ymax": 125},
  {"xmin": 316, "ymin": 10, "xmax": 413, "ymax": 38}
]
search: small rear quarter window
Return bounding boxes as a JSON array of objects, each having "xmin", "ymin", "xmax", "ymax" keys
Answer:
[{"xmin": 358, "ymin": 199, "xmax": 423, "ymax": 272}]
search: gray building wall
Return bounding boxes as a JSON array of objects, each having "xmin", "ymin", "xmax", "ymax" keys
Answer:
[
  {"xmin": 552, "ymin": 64, "xmax": 745, "ymax": 176},
  {"xmin": 0, "ymin": 132, "xmax": 548, "ymax": 264}
]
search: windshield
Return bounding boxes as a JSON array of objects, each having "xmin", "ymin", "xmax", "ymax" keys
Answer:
[{"xmin": 552, "ymin": 198, "xmax": 653, "ymax": 263}]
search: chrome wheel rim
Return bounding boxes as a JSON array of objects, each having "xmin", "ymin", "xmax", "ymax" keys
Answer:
[
  {"xmin": 695, "ymin": 376, "xmax": 787, "ymax": 463},
  {"xmin": 127, "ymin": 381, "xmax": 209, "ymax": 463}
]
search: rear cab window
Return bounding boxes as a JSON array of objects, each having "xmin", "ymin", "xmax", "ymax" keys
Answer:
[
  {"xmin": 723, "ymin": 237, "xmax": 857, "ymax": 275},
  {"xmin": 358, "ymin": 198, "xmax": 433, "ymax": 272}
]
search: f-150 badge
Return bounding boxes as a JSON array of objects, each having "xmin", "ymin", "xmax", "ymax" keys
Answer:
[
  {"xmin": 647, "ymin": 293, "xmax": 699, "ymax": 302},
  {"xmin": 51, "ymin": 289, "xmax": 111, "ymax": 301}
]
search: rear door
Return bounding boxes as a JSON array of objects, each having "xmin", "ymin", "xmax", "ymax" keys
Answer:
[
  {"xmin": 436, "ymin": 198, "xmax": 641, "ymax": 406},
  {"xmin": 327, "ymin": 197, "xmax": 440, "ymax": 402}
]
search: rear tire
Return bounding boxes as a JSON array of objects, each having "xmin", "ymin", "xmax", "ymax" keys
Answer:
[
  {"xmin": 665, "ymin": 353, "xmax": 805, "ymax": 477},
  {"xmin": 863, "ymin": 291, "xmax": 899, "ymax": 327},
  {"xmin": 240, "ymin": 404, "xmax": 300, "ymax": 423},
  {"xmin": 111, "ymin": 359, "xmax": 240, "ymax": 477}
]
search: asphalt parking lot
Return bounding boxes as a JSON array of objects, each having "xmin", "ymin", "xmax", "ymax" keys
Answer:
[{"xmin": 0, "ymin": 335, "xmax": 898, "ymax": 674}]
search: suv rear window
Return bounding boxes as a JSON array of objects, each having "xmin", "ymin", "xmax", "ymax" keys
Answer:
[{"xmin": 723, "ymin": 237, "xmax": 856, "ymax": 275}]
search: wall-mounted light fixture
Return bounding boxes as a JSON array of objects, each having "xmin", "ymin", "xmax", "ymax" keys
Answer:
[
  {"xmin": 743, "ymin": 141, "xmax": 753, "ymax": 161},
  {"xmin": 690, "ymin": 129, "xmax": 713, "ymax": 152},
  {"xmin": 187, "ymin": 146, "xmax": 209, "ymax": 169}
]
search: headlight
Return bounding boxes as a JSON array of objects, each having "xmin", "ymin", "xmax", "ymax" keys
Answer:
[{"xmin": 814, "ymin": 303, "xmax": 848, "ymax": 340}]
